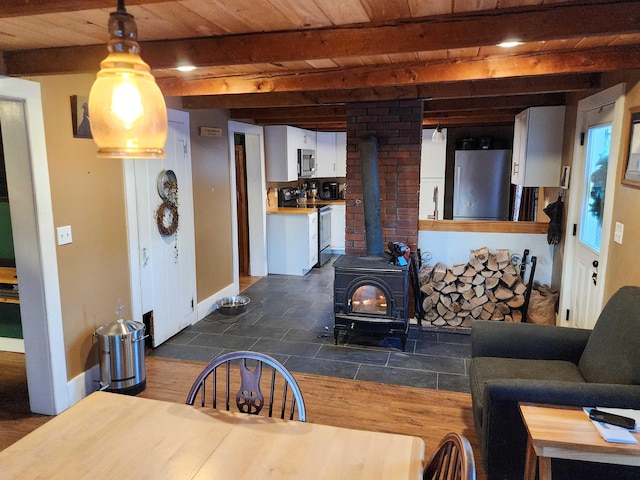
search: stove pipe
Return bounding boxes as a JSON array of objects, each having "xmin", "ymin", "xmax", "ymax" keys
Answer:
[{"xmin": 359, "ymin": 135, "xmax": 384, "ymax": 256}]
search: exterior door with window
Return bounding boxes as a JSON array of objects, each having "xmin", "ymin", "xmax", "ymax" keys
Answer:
[{"xmin": 560, "ymin": 84, "xmax": 625, "ymax": 330}]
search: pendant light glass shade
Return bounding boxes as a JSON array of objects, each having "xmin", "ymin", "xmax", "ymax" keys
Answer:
[
  {"xmin": 432, "ymin": 124, "xmax": 445, "ymax": 143},
  {"xmin": 88, "ymin": 4, "xmax": 167, "ymax": 158}
]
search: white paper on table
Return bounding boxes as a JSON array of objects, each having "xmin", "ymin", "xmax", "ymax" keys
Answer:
[{"xmin": 583, "ymin": 407, "xmax": 639, "ymax": 444}]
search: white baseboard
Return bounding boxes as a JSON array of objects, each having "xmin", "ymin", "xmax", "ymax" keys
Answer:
[
  {"xmin": 195, "ymin": 283, "xmax": 239, "ymax": 323},
  {"xmin": 67, "ymin": 363, "xmax": 101, "ymax": 407}
]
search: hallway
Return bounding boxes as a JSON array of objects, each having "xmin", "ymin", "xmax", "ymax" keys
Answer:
[{"xmin": 150, "ymin": 256, "xmax": 472, "ymax": 393}]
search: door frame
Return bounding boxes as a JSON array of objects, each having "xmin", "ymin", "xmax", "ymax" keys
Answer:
[
  {"xmin": 559, "ymin": 83, "xmax": 626, "ymax": 328},
  {"xmin": 0, "ymin": 77, "xmax": 68, "ymax": 415},
  {"xmin": 227, "ymin": 121, "xmax": 268, "ymax": 278}
]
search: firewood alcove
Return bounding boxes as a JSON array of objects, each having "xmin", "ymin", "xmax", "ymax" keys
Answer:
[{"xmin": 418, "ymin": 247, "xmax": 534, "ymax": 328}]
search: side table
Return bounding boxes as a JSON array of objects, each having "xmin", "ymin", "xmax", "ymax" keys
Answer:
[{"xmin": 519, "ymin": 403, "xmax": 640, "ymax": 480}]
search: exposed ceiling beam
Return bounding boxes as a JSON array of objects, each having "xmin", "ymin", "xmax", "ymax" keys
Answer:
[
  {"xmin": 160, "ymin": 46, "xmax": 636, "ymax": 97},
  {"xmin": 4, "ymin": 2, "xmax": 640, "ymax": 76},
  {"xmin": 228, "ymin": 93, "xmax": 566, "ymax": 121},
  {"xmin": 180, "ymin": 74, "xmax": 599, "ymax": 108}
]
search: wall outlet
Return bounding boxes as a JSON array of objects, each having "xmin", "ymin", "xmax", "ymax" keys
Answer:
[
  {"xmin": 56, "ymin": 225, "xmax": 72, "ymax": 245},
  {"xmin": 614, "ymin": 222, "xmax": 624, "ymax": 244}
]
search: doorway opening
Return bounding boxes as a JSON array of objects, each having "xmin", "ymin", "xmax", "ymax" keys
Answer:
[
  {"xmin": 0, "ymin": 127, "xmax": 23, "ymax": 350},
  {"xmin": 234, "ymin": 133, "xmax": 250, "ymax": 278}
]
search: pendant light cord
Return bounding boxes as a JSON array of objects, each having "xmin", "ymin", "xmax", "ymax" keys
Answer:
[{"xmin": 117, "ymin": 0, "xmax": 126, "ymax": 13}]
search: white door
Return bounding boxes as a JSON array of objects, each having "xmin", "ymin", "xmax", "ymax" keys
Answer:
[
  {"xmin": 127, "ymin": 109, "xmax": 197, "ymax": 346},
  {"xmin": 560, "ymin": 84, "xmax": 625, "ymax": 329}
]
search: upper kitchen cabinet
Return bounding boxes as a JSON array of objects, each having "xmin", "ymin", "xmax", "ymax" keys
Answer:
[
  {"xmin": 315, "ymin": 131, "xmax": 347, "ymax": 178},
  {"xmin": 336, "ymin": 132, "xmax": 347, "ymax": 177},
  {"xmin": 511, "ymin": 106, "xmax": 565, "ymax": 187},
  {"xmin": 265, "ymin": 126, "xmax": 317, "ymax": 182},
  {"xmin": 419, "ymin": 129, "xmax": 447, "ymax": 220}
]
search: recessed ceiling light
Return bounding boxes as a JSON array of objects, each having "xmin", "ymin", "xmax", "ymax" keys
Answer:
[
  {"xmin": 176, "ymin": 65, "xmax": 197, "ymax": 72},
  {"xmin": 498, "ymin": 41, "xmax": 523, "ymax": 48}
]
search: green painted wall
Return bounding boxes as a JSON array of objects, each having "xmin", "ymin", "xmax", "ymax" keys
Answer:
[{"xmin": 0, "ymin": 202, "xmax": 14, "ymax": 262}]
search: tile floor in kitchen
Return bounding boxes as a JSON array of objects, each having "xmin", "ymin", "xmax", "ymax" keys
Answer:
[{"xmin": 150, "ymin": 255, "xmax": 472, "ymax": 393}]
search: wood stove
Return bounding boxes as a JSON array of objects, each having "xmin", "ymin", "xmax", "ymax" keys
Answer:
[{"xmin": 333, "ymin": 255, "xmax": 409, "ymax": 351}]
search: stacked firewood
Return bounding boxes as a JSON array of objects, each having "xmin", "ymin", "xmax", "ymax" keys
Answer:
[{"xmin": 418, "ymin": 247, "xmax": 527, "ymax": 327}]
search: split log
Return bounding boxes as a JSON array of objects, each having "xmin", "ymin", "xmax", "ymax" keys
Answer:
[
  {"xmin": 495, "ymin": 286, "xmax": 514, "ymax": 301},
  {"xmin": 444, "ymin": 270, "xmax": 458, "ymax": 285},
  {"xmin": 501, "ymin": 273, "xmax": 518, "ymax": 288},
  {"xmin": 421, "ymin": 284, "xmax": 434, "ymax": 295},
  {"xmin": 507, "ymin": 294, "xmax": 525, "ymax": 309},
  {"xmin": 432, "ymin": 263, "xmax": 448, "ymax": 282},
  {"xmin": 495, "ymin": 249, "xmax": 510, "ymax": 263},
  {"xmin": 451, "ymin": 264, "xmax": 467, "ymax": 276}
]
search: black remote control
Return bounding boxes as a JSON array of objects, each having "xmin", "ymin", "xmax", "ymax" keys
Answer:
[{"xmin": 589, "ymin": 409, "xmax": 636, "ymax": 430}]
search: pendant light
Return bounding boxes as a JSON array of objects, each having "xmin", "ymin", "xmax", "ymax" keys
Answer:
[
  {"xmin": 432, "ymin": 123, "xmax": 445, "ymax": 143},
  {"xmin": 88, "ymin": 0, "xmax": 167, "ymax": 158}
]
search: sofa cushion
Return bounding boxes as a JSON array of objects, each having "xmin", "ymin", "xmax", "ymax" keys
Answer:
[
  {"xmin": 470, "ymin": 357, "xmax": 585, "ymax": 426},
  {"xmin": 579, "ymin": 286, "xmax": 640, "ymax": 384}
]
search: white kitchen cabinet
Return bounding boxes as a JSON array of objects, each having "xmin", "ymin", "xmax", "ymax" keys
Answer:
[
  {"xmin": 265, "ymin": 126, "xmax": 317, "ymax": 182},
  {"xmin": 419, "ymin": 129, "xmax": 447, "ymax": 220},
  {"xmin": 511, "ymin": 106, "xmax": 565, "ymax": 187},
  {"xmin": 336, "ymin": 132, "xmax": 347, "ymax": 177},
  {"xmin": 267, "ymin": 211, "xmax": 318, "ymax": 275},
  {"xmin": 316, "ymin": 131, "xmax": 336, "ymax": 178},
  {"xmin": 421, "ymin": 129, "xmax": 447, "ymax": 178},
  {"xmin": 315, "ymin": 131, "xmax": 347, "ymax": 178},
  {"xmin": 330, "ymin": 204, "xmax": 346, "ymax": 253}
]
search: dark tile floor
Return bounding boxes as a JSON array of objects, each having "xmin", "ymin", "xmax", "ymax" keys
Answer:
[{"xmin": 150, "ymin": 256, "xmax": 472, "ymax": 393}]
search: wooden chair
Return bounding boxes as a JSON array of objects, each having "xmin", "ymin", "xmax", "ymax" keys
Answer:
[
  {"xmin": 423, "ymin": 432, "xmax": 476, "ymax": 480},
  {"xmin": 185, "ymin": 350, "xmax": 306, "ymax": 421}
]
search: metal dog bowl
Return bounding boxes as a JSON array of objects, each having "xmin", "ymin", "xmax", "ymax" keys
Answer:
[{"xmin": 216, "ymin": 296, "xmax": 250, "ymax": 315}]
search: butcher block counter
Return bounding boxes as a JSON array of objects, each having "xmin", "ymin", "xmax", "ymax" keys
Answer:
[
  {"xmin": 267, "ymin": 199, "xmax": 346, "ymax": 215},
  {"xmin": 267, "ymin": 206, "xmax": 317, "ymax": 215}
]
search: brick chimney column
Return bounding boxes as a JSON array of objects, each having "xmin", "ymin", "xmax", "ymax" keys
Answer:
[{"xmin": 344, "ymin": 99, "xmax": 423, "ymax": 255}]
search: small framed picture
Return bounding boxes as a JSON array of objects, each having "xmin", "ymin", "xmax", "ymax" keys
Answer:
[
  {"xmin": 70, "ymin": 95, "xmax": 92, "ymax": 139},
  {"xmin": 622, "ymin": 107, "xmax": 640, "ymax": 188},
  {"xmin": 560, "ymin": 166, "xmax": 570, "ymax": 189}
]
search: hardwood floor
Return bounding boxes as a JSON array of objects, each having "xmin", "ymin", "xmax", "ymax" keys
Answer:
[
  {"xmin": 239, "ymin": 274, "xmax": 263, "ymax": 292},
  {"xmin": 0, "ymin": 351, "xmax": 486, "ymax": 480}
]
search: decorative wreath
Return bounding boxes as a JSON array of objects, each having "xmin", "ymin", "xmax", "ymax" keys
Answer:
[{"xmin": 156, "ymin": 200, "xmax": 179, "ymax": 236}]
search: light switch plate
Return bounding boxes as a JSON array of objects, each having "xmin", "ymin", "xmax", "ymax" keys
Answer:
[
  {"xmin": 614, "ymin": 222, "xmax": 624, "ymax": 244},
  {"xmin": 57, "ymin": 225, "xmax": 72, "ymax": 245}
]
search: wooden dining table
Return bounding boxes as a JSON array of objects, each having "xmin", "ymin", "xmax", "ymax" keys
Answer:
[{"xmin": 0, "ymin": 391, "xmax": 425, "ymax": 479}]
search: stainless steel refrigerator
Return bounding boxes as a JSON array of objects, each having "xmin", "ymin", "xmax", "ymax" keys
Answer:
[{"xmin": 453, "ymin": 149, "xmax": 512, "ymax": 220}]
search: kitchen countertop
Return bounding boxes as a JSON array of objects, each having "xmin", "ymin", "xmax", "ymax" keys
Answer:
[
  {"xmin": 267, "ymin": 207, "xmax": 318, "ymax": 215},
  {"xmin": 267, "ymin": 199, "xmax": 346, "ymax": 215},
  {"xmin": 298, "ymin": 199, "xmax": 346, "ymax": 207}
]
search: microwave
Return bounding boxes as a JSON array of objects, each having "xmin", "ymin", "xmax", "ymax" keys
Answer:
[{"xmin": 298, "ymin": 149, "xmax": 315, "ymax": 178}]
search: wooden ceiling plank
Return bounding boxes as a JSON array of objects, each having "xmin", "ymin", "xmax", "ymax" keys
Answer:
[
  {"xmin": 0, "ymin": 1, "xmax": 161, "ymax": 18},
  {"xmin": 156, "ymin": 46, "xmax": 634, "ymax": 96},
  {"xmin": 5, "ymin": 2, "xmax": 640, "ymax": 75}
]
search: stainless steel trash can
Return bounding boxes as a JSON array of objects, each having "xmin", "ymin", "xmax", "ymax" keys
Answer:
[{"xmin": 94, "ymin": 319, "xmax": 147, "ymax": 395}]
